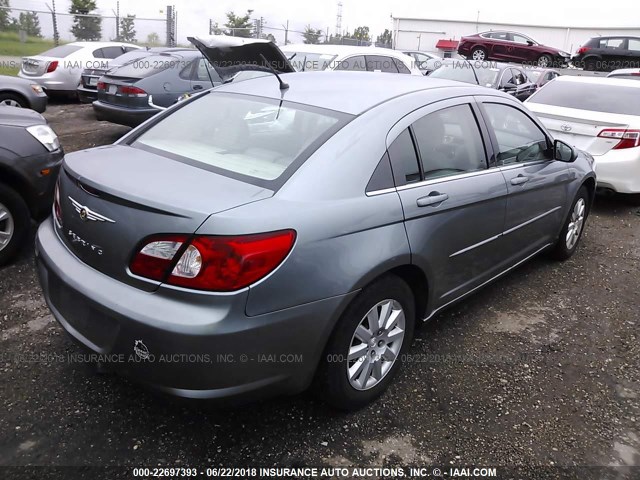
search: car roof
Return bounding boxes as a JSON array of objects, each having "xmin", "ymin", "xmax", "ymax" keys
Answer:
[
  {"xmin": 214, "ymin": 70, "xmax": 487, "ymax": 115},
  {"xmin": 67, "ymin": 41, "xmax": 140, "ymax": 48},
  {"xmin": 280, "ymin": 44, "xmax": 410, "ymax": 59},
  {"xmin": 553, "ymin": 75, "xmax": 640, "ymax": 87}
]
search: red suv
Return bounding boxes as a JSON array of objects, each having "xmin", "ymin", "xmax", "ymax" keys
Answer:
[{"xmin": 458, "ymin": 31, "xmax": 570, "ymax": 67}]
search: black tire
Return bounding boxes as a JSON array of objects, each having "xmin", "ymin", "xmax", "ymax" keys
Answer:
[
  {"xmin": 470, "ymin": 47, "xmax": 487, "ymax": 62},
  {"xmin": 584, "ymin": 58, "xmax": 597, "ymax": 71},
  {"xmin": 0, "ymin": 183, "xmax": 30, "ymax": 266},
  {"xmin": 316, "ymin": 275, "xmax": 416, "ymax": 411},
  {"xmin": 550, "ymin": 186, "xmax": 589, "ymax": 261},
  {"xmin": 538, "ymin": 54, "xmax": 553, "ymax": 68},
  {"xmin": 0, "ymin": 92, "xmax": 28, "ymax": 108}
]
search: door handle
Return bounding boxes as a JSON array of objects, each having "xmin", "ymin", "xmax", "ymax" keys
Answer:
[
  {"xmin": 417, "ymin": 192, "xmax": 449, "ymax": 207},
  {"xmin": 193, "ymin": 84, "xmax": 203, "ymax": 90},
  {"xmin": 510, "ymin": 175, "xmax": 529, "ymax": 186}
]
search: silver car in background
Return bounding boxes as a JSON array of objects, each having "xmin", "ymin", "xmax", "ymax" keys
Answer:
[
  {"xmin": 19, "ymin": 42, "xmax": 140, "ymax": 95},
  {"xmin": 36, "ymin": 71, "xmax": 595, "ymax": 410}
]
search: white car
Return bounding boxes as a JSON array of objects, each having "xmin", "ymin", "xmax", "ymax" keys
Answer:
[
  {"xmin": 279, "ymin": 44, "xmax": 422, "ymax": 75},
  {"xmin": 525, "ymin": 76, "xmax": 640, "ymax": 195},
  {"xmin": 19, "ymin": 42, "xmax": 140, "ymax": 94},
  {"xmin": 607, "ymin": 68, "xmax": 640, "ymax": 80}
]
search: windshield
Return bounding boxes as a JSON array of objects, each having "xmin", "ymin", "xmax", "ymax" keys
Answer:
[
  {"xmin": 40, "ymin": 45, "xmax": 82, "ymax": 58},
  {"xmin": 527, "ymin": 71, "xmax": 542, "ymax": 82},
  {"xmin": 284, "ymin": 52, "xmax": 337, "ymax": 71},
  {"xmin": 132, "ymin": 93, "xmax": 350, "ymax": 186},
  {"xmin": 527, "ymin": 81, "xmax": 640, "ymax": 115}
]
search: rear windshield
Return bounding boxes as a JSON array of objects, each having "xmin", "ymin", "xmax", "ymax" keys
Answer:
[
  {"xmin": 285, "ymin": 52, "xmax": 337, "ymax": 71},
  {"xmin": 527, "ymin": 81, "xmax": 640, "ymax": 115},
  {"xmin": 111, "ymin": 50, "xmax": 151, "ymax": 67},
  {"xmin": 110, "ymin": 54, "xmax": 186, "ymax": 78},
  {"xmin": 131, "ymin": 93, "xmax": 351, "ymax": 188},
  {"xmin": 40, "ymin": 45, "xmax": 82, "ymax": 58},
  {"xmin": 429, "ymin": 63, "xmax": 500, "ymax": 86}
]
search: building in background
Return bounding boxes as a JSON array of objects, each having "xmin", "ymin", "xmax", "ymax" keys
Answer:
[{"xmin": 392, "ymin": 16, "xmax": 640, "ymax": 55}]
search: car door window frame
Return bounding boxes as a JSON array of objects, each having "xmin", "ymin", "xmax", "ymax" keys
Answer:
[
  {"xmin": 475, "ymin": 97, "xmax": 554, "ymax": 169},
  {"xmin": 383, "ymin": 96, "xmax": 496, "ymax": 192}
]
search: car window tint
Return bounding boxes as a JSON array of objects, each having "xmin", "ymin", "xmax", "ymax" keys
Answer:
[
  {"xmin": 606, "ymin": 38, "xmax": 625, "ymax": 49},
  {"xmin": 491, "ymin": 32, "xmax": 509, "ymax": 41},
  {"xmin": 393, "ymin": 58, "xmax": 411, "ymax": 74},
  {"xmin": 387, "ymin": 129, "xmax": 421, "ymax": 186},
  {"xmin": 483, "ymin": 103, "xmax": 550, "ymax": 166},
  {"xmin": 365, "ymin": 55, "xmax": 399, "ymax": 73},
  {"xmin": 194, "ymin": 58, "xmax": 220, "ymax": 82},
  {"xmin": 334, "ymin": 55, "xmax": 366, "ymax": 71},
  {"xmin": 92, "ymin": 48, "xmax": 105, "ymax": 58},
  {"xmin": 412, "ymin": 105, "xmax": 487, "ymax": 180},
  {"xmin": 628, "ymin": 39, "xmax": 640, "ymax": 52},
  {"xmin": 512, "ymin": 34, "xmax": 530, "ymax": 44},
  {"xmin": 366, "ymin": 152, "xmax": 395, "ymax": 192},
  {"xmin": 101, "ymin": 46, "xmax": 125, "ymax": 59}
]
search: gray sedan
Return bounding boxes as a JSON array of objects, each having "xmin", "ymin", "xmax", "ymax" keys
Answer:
[
  {"xmin": 36, "ymin": 72, "xmax": 595, "ymax": 410},
  {"xmin": 0, "ymin": 74, "xmax": 48, "ymax": 112}
]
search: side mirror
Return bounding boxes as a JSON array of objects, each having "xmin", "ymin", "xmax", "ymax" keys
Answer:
[
  {"xmin": 526, "ymin": 40, "xmax": 534, "ymax": 46},
  {"xmin": 554, "ymin": 139, "xmax": 577, "ymax": 162}
]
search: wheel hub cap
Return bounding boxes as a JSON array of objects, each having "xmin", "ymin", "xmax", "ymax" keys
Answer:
[
  {"xmin": 0, "ymin": 201, "xmax": 15, "ymax": 252},
  {"xmin": 565, "ymin": 198, "xmax": 586, "ymax": 250},
  {"xmin": 347, "ymin": 299, "xmax": 406, "ymax": 391}
]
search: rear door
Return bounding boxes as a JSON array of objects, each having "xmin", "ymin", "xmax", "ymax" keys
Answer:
[
  {"xmin": 478, "ymin": 98, "xmax": 569, "ymax": 261},
  {"xmin": 389, "ymin": 97, "xmax": 509, "ymax": 309},
  {"xmin": 488, "ymin": 31, "xmax": 512, "ymax": 60}
]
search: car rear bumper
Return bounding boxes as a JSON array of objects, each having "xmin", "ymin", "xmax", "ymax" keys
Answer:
[
  {"xmin": 77, "ymin": 86, "xmax": 98, "ymax": 104},
  {"xmin": 18, "ymin": 72, "xmax": 78, "ymax": 93},
  {"xmin": 93, "ymin": 100, "xmax": 159, "ymax": 127},
  {"xmin": 35, "ymin": 219, "xmax": 355, "ymax": 403},
  {"xmin": 593, "ymin": 149, "xmax": 640, "ymax": 194}
]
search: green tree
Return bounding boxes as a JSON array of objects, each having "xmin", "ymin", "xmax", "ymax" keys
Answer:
[
  {"xmin": 146, "ymin": 32, "xmax": 160, "ymax": 46},
  {"xmin": 70, "ymin": 0, "xmax": 102, "ymax": 41},
  {"xmin": 265, "ymin": 33, "xmax": 276, "ymax": 43},
  {"xmin": 18, "ymin": 12, "xmax": 42, "ymax": 37},
  {"xmin": 118, "ymin": 14, "xmax": 136, "ymax": 42},
  {"xmin": 353, "ymin": 26, "xmax": 370, "ymax": 42},
  {"xmin": 302, "ymin": 24, "xmax": 323, "ymax": 44},
  {"xmin": 0, "ymin": 0, "xmax": 11, "ymax": 31},
  {"xmin": 224, "ymin": 10, "xmax": 253, "ymax": 38},
  {"xmin": 376, "ymin": 28, "xmax": 392, "ymax": 47}
]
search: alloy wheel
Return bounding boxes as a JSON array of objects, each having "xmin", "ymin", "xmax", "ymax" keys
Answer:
[
  {"xmin": 0, "ymin": 99, "xmax": 21, "ymax": 107},
  {"xmin": 472, "ymin": 50, "xmax": 485, "ymax": 61},
  {"xmin": 566, "ymin": 198, "xmax": 586, "ymax": 250},
  {"xmin": 0, "ymin": 202, "xmax": 15, "ymax": 252},
  {"xmin": 347, "ymin": 299, "xmax": 406, "ymax": 391}
]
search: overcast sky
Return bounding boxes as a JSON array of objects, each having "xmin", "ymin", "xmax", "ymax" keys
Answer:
[{"xmin": 14, "ymin": 0, "xmax": 640, "ymax": 45}]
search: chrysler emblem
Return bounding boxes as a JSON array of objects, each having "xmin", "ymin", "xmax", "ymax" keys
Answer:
[
  {"xmin": 68, "ymin": 196, "xmax": 115, "ymax": 223},
  {"xmin": 561, "ymin": 124, "xmax": 572, "ymax": 132}
]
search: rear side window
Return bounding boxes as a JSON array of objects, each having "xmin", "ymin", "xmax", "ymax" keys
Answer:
[
  {"xmin": 527, "ymin": 81, "xmax": 640, "ymax": 115},
  {"xmin": 40, "ymin": 45, "xmax": 82, "ymax": 58},
  {"xmin": 335, "ymin": 56, "xmax": 366, "ymax": 71},
  {"xmin": 132, "ymin": 93, "xmax": 350, "ymax": 187},
  {"xmin": 101, "ymin": 46, "xmax": 126, "ymax": 59},
  {"xmin": 366, "ymin": 55, "xmax": 398, "ymax": 73},
  {"xmin": 394, "ymin": 58, "xmax": 411, "ymax": 74},
  {"xmin": 387, "ymin": 129, "xmax": 421, "ymax": 186},
  {"xmin": 412, "ymin": 105, "xmax": 487, "ymax": 179},
  {"xmin": 628, "ymin": 39, "xmax": 640, "ymax": 52}
]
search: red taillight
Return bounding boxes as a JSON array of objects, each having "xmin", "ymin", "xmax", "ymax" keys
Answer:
[
  {"xmin": 130, "ymin": 230, "xmax": 296, "ymax": 291},
  {"xmin": 598, "ymin": 129, "xmax": 640, "ymax": 150},
  {"xmin": 46, "ymin": 60, "xmax": 58, "ymax": 73},
  {"xmin": 577, "ymin": 46, "xmax": 590, "ymax": 55},
  {"xmin": 119, "ymin": 85, "xmax": 147, "ymax": 97},
  {"xmin": 97, "ymin": 81, "xmax": 106, "ymax": 91},
  {"xmin": 53, "ymin": 181, "xmax": 62, "ymax": 226}
]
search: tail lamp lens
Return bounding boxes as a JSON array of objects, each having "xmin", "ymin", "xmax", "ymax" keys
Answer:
[
  {"xmin": 130, "ymin": 230, "xmax": 296, "ymax": 291},
  {"xmin": 46, "ymin": 60, "xmax": 58, "ymax": 73},
  {"xmin": 598, "ymin": 129, "xmax": 640, "ymax": 150},
  {"xmin": 119, "ymin": 85, "xmax": 147, "ymax": 97}
]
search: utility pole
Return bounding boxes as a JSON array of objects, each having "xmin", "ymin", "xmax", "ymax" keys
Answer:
[
  {"xmin": 47, "ymin": 0, "xmax": 59, "ymax": 46},
  {"xmin": 113, "ymin": 1, "xmax": 120, "ymax": 40},
  {"xmin": 209, "ymin": 19, "xmax": 212, "ymax": 35},
  {"xmin": 282, "ymin": 20, "xmax": 289, "ymax": 45}
]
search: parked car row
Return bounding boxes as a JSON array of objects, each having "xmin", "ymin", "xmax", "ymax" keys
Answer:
[{"xmin": 455, "ymin": 31, "xmax": 640, "ymax": 72}]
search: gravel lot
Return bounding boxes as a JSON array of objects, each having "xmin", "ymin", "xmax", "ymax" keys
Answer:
[{"xmin": 0, "ymin": 104, "xmax": 639, "ymax": 479}]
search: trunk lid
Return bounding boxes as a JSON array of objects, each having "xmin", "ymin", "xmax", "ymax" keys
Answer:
[
  {"xmin": 96, "ymin": 75, "xmax": 150, "ymax": 108},
  {"xmin": 527, "ymin": 103, "xmax": 633, "ymax": 155},
  {"xmin": 187, "ymin": 35, "xmax": 295, "ymax": 82},
  {"xmin": 56, "ymin": 145, "xmax": 273, "ymax": 291},
  {"xmin": 20, "ymin": 56, "xmax": 57, "ymax": 76}
]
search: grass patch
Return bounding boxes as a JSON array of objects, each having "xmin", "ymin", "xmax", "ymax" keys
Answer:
[
  {"xmin": 0, "ymin": 64, "xmax": 20, "ymax": 76},
  {"xmin": 0, "ymin": 32, "xmax": 57, "ymax": 57}
]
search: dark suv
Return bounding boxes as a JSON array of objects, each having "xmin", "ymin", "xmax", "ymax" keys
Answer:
[{"xmin": 573, "ymin": 36, "xmax": 640, "ymax": 71}]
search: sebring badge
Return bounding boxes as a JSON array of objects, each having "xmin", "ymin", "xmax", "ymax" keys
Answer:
[{"xmin": 68, "ymin": 196, "xmax": 115, "ymax": 223}]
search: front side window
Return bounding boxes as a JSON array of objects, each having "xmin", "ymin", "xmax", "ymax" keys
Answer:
[
  {"xmin": 394, "ymin": 58, "xmax": 411, "ymax": 74},
  {"xmin": 483, "ymin": 103, "xmax": 550, "ymax": 165},
  {"xmin": 132, "ymin": 93, "xmax": 348, "ymax": 186},
  {"xmin": 512, "ymin": 34, "xmax": 533, "ymax": 45},
  {"xmin": 334, "ymin": 55, "xmax": 366, "ymax": 71},
  {"xmin": 512, "ymin": 69, "xmax": 527, "ymax": 85},
  {"xmin": 412, "ymin": 105, "xmax": 487, "ymax": 180}
]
